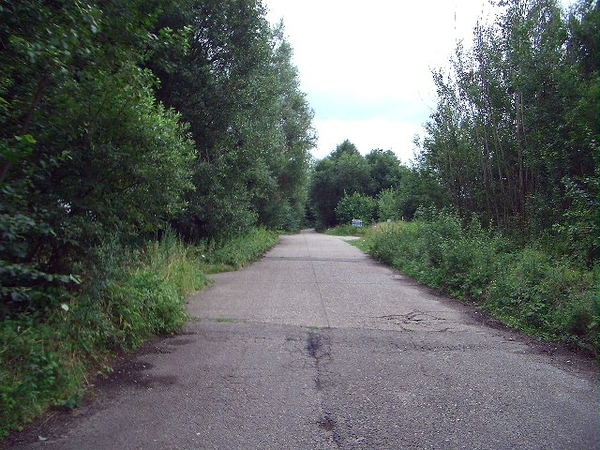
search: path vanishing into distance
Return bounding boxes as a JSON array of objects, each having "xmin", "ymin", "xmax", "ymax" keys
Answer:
[{"xmin": 5, "ymin": 230, "xmax": 598, "ymax": 450}]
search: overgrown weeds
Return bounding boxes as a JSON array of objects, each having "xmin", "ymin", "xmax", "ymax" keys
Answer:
[
  {"xmin": 0, "ymin": 227, "xmax": 278, "ymax": 440},
  {"xmin": 198, "ymin": 227, "xmax": 279, "ymax": 273},
  {"xmin": 358, "ymin": 212, "xmax": 599, "ymax": 355},
  {"xmin": 324, "ymin": 224, "xmax": 368, "ymax": 237}
]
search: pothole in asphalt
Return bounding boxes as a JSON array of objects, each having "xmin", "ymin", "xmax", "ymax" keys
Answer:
[
  {"xmin": 380, "ymin": 311, "xmax": 446, "ymax": 324},
  {"xmin": 306, "ymin": 332, "xmax": 322, "ymax": 358}
]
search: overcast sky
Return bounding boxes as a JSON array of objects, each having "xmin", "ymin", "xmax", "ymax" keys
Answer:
[
  {"xmin": 263, "ymin": 0, "xmax": 500, "ymax": 163},
  {"xmin": 265, "ymin": 1, "xmax": 577, "ymax": 163}
]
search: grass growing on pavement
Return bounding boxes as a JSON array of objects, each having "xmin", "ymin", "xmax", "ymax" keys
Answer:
[
  {"xmin": 0, "ymin": 227, "xmax": 278, "ymax": 441},
  {"xmin": 216, "ymin": 317, "xmax": 238, "ymax": 323}
]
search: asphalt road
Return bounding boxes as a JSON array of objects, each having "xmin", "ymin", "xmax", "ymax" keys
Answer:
[{"xmin": 5, "ymin": 230, "xmax": 598, "ymax": 449}]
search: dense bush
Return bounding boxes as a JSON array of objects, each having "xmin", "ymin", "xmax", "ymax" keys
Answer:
[
  {"xmin": 362, "ymin": 211, "xmax": 599, "ymax": 354},
  {"xmin": 335, "ymin": 192, "xmax": 376, "ymax": 225},
  {"xmin": 200, "ymin": 227, "xmax": 279, "ymax": 272},
  {"xmin": 0, "ymin": 232, "xmax": 200, "ymax": 438},
  {"xmin": 486, "ymin": 249, "xmax": 599, "ymax": 345}
]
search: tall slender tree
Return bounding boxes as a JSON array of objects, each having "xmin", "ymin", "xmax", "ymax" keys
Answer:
[{"xmin": 417, "ymin": 0, "xmax": 598, "ymax": 263}]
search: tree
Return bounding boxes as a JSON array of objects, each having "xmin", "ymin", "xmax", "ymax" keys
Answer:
[
  {"xmin": 376, "ymin": 189, "xmax": 399, "ymax": 222},
  {"xmin": 335, "ymin": 192, "xmax": 376, "ymax": 225},
  {"xmin": 417, "ymin": 0, "xmax": 598, "ymax": 264},
  {"xmin": 365, "ymin": 149, "xmax": 403, "ymax": 195},
  {"xmin": 0, "ymin": 0, "xmax": 196, "ymax": 311},
  {"xmin": 395, "ymin": 166, "xmax": 452, "ymax": 220},
  {"xmin": 309, "ymin": 140, "xmax": 371, "ymax": 228},
  {"xmin": 329, "ymin": 139, "xmax": 361, "ymax": 160},
  {"xmin": 152, "ymin": 1, "xmax": 315, "ymax": 239},
  {"xmin": 253, "ymin": 23, "xmax": 316, "ymax": 231}
]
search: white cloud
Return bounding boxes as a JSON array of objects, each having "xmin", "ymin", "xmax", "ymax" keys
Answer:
[
  {"xmin": 314, "ymin": 117, "xmax": 422, "ymax": 162},
  {"xmin": 263, "ymin": 1, "xmax": 500, "ymax": 163}
]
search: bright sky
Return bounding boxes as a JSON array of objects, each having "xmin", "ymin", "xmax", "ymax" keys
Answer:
[
  {"xmin": 265, "ymin": 1, "xmax": 577, "ymax": 163},
  {"xmin": 264, "ymin": 0, "xmax": 497, "ymax": 163}
]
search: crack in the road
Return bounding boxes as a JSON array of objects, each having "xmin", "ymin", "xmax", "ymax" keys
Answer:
[
  {"xmin": 306, "ymin": 330, "xmax": 343, "ymax": 448},
  {"xmin": 317, "ymin": 415, "xmax": 336, "ymax": 431},
  {"xmin": 376, "ymin": 310, "xmax": 455, "ymax": 332},
  {"xmin": 379, "ymin": 310, "xmax": 446, "ymax": 323},
  {"xmin": 302, "ymin": 232, "xmax": 333, "ymax": 328},
  {"xmin": 306, "ymin": 331, "xmax": 332, "ymax": 390}
]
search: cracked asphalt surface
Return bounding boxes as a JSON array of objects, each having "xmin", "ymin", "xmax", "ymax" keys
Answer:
[{"xmin": 5, "ymin": 230, "xmax": 598, "ymax": 449}]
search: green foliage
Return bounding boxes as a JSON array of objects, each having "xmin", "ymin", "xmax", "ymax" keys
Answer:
[
  {"xmin": 376, "ymin": 189, "xmax": 399, "ymax": 222},
  {"xmin": 153, "ymin": 1, "xmax": 314, "ymax": 241},
  {"xmin": 0, "ymin": 0, "xmax": 197, "ymax": 318},
  {"xmin": 417, "ymin": 0, "xmax": 598, "ymax": 267},
  {"xmin": 200, "ymin": 227, "xmax": 279, "ymax": 272},
  {"xmin": 0, "ymin": 313, "xmax": 87, "ymax": 436},
  {"xmin": 0, "ymin": 229, "xmax": 209, "ymax": 439},
  {"xmin": 395, "ymin": 167, "xmax": 452, "ymax": 220},
  {"xmin": 365, "ymin": 149, "xmax": 403, "ymax": 195},
  {"xmin": 0, "ymin": 226, "xmax": 277, "ymax": 440},
  {"xmin": 1, "ymin": 0, "xmax": 310, "ymax": 309},
  {"xmin": 104, "ymin": 270, "xmax": 185, "ymax": 350},
  {"xmin": 0, "ymin": 185, "xmax": 81, "ymax": 314},
  {"xmin": 363, "ymin": 211, "xmax": 599, "ymax": 354},
  {"xmin": 308, "ymin": 139, "xmax": 453, "ymax": 229},
  {"xmin": 309, "ymin": 141, "xmax": 372, "ymax": 228},
  {"xmin": 374, "ymin": 167, "xmax": 452, "ymax": 222},
  {"xmin": 309, "ymin": 141, "xmax": 400, "ymax": 228},
  {"xmin": 551, "ymin": 176, "xmax": 599, "ymax": 266},
  {"xmin": 335, "ymin": 192, "xmax": 376, "ymax": 225},
  {"xmin": 486, "ymin": 249, "xmax": 598, "ymax": 342},
  {"xmin": 46, "ymin": 64, "xmax": 196, "ymax": 235}
]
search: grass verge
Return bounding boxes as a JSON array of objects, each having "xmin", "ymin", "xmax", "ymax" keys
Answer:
[
  {"xmin": 350, "ymin": 217, "xmax": 599, "ymax": 356},
  {"xmin": 0, "ymin": 227, "xmax": 278, "ymax": 440}
]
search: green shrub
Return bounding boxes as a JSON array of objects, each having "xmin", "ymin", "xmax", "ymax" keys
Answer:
[
  {"xmin": 0, "ymin": 229, "xmax": 211, "ymax": 440},
  {"xmin": 361, "ymin": 213, "xmax": 599, "ymax": 354},
  {"xmin": 376, "ymin": 188, "xmax": 401, "ymax": 222},
  {"xmin": 104, "ymin": 270, "xmax": 185, "ymax": 350},
  {"xmin": 335, "ymin": 192, "xmax": 376, "ymax": 225},
  {"xmin": 145, "ymin": 229, "xmax": 209, "ymax": 298},
  {"xmin": 0, "ymin": 310, "xmax": 89, "ymax": 438},
  {"xmin": 367, "ymin": 221, "xmax": 423, "ymax": 275},
  {"xmin": 203, "ymin": 227, "xmax": 279, "ymax": 271},
  {"xmin": 486, "ymin": 249, "xmax": 599, "ymax": 348}
]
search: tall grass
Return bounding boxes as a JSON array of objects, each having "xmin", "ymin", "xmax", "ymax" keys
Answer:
[
  {"xmin": 199, "ymin": 227, "xmax": 279, "ymax": 272},
  {"xmin": 0, "ymin": 227, "xmax": 279, "ymax": 440},
  {"xmin": 359, "ymin": 213, "xmax": 599, "ymax": 355},
  {"xmin": 324, "ymin": 224, "xmax": 369, "ymax": 237}
]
